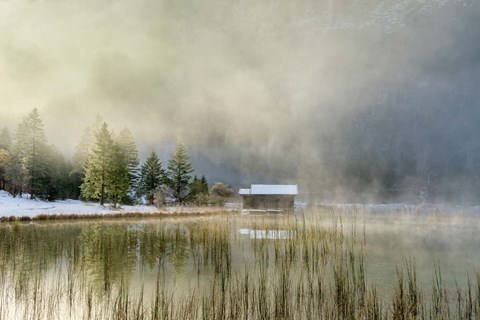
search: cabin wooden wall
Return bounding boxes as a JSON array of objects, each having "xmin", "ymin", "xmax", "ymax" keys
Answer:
[{"xmin": 242, "ymin": 195, "xmax": 294, "ymax": 210}]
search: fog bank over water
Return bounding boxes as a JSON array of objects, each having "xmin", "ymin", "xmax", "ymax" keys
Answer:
[{"xmin": 1, "ymin": 0, "xmax": 479, "ymax": 203}]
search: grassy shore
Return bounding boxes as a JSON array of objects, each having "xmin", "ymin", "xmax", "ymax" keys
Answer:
[{"xmin": 0, "ymin": 212, "xmax": 478, "ymax": 319}]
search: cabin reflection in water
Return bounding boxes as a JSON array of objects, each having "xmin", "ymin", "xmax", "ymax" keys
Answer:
[{"xmin": 239, "ymin": 184, "xmax": 298, "ymax": 212}]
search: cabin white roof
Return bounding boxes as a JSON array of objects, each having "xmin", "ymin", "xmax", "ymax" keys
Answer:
[
  {"xmin": 239, "ymin": 184, "xmax": 298, "ymax": 196},
  {"xmin": 239, "ymin": 188, "xmax": 251, "ymax": 195}
]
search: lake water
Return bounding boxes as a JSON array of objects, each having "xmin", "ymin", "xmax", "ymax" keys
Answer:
[
  {"xmin": 1, "ymin": 211, "xmax": 479, "ymax": 319},
  {"xmin": 336, "ymin": 213, "xmax": 480, "ymax": 291}
]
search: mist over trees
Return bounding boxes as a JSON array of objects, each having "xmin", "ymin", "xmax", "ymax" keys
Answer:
[
  {"xmin": 0, "ymin": 109, "xmax": 216, "ymax": 206},
  {"xmin": 2, "ymin": 1, "xmax": 480, "ymax": 205},
  {"xmin": 15, "ymin": 108, "xmax": 48, "ymax": 199},
  {"xmin": 307, "ymin": 103, "xmax": 480, "ymax": 204},
  {"xmin": 4, "ymin": 103, "xmax": 480, "ymax": 205},
  {"xmin": 117, "ymin": 128, "xmax": 140, "ymax": 197},
  {"xmin": 0, "ymin": 109, "xmax": 76, "ymax": 200}
]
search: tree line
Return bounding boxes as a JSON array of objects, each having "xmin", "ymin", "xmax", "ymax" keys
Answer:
[{"xmin": 0, "ymin": 109, "xmax": 233, "ymax": 206}]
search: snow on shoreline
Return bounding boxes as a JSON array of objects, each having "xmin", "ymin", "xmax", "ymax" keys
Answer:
[
  {"xmin": 0, "ymin": 190, "xmax": 159, "ymax": 218},
  {"xmin": 3, "ymin": 189, "xmax": 480, "ymax": 219},
  {"xmin": 0, "ymin": 191, "xmax": 230, "ymax": 218}
]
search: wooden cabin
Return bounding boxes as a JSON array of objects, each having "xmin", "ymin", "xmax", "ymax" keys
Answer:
[{"xmin": 239, "ymin": 184, "xmax": 298, "ymax": 211}]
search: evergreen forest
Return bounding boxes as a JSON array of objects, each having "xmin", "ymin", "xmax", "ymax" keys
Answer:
[{"xmin": 0, "ymin": 109, "xmax": 218, "ymax": 206}]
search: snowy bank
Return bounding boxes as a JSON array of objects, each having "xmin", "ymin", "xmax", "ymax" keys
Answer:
[
  {"xmin": 0, "ymin": 191, "xmax": 232, "ymax": 219},
  {"xmin": 0, "ymin": 190, "xmax": 160, "ymax": 218}
]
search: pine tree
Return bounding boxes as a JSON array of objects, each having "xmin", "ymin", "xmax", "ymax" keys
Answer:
[
  {"xmin": 55, "ymin": 160, "xmax": 79, "ymax": 200},
  {"xmin": 200, "ymin": 175, "xmax": 209, "ymax": 194},
  {"xmin": 117, "ymin": 128, "xmax": 140, "ymax": 193},
  {"xmin": 71, "ymin": 119, "xmax": 102, "ymax": 200},
  {"xmin": 190, "ymin": 175, "xmax": 199, "ymax": 193},
  {"xmin": 14, "ymin": 108, "xmax": 48, "ymax": 198},
  {"xmin": 138, "ymin": 151, "xmax": 164, "ymax": 205},
  {"xmin": 81, "ymin": 123, "xmax": 114, "ymax": 206},
  {"xmin": 73, "ymin": 115, "xmax": 103, "ymax": 174},
  {"xmin": 0, "ymin": 148, "xmax": 9, "ymax": 190},
  {"xmin": 106, "ymin": 143, "xmax": 130, "ymax": 208},
  {"xmin": 44, "ymin": 148, "xmax": 73, "ymax": 200},
  {"xmin": 81, "ymin": 122, "xmax": 130, "ymax": 206},
  {"xmin": 34, "ymin": 145, "xmax": 60, "ymax": 200},
  {"xmin": 5, "ymin": 150, "xmax": 24, "ymax": 197},
  {"xmin": 189, "ymin": 174, "xmax": 209, "ymax": 202},
  {"xmin": 0, "ymin": 127, "xmax": 10, "ymax": 190},
  {"xmin": 0, "ymin": 127, "xmax": 11, "ymax": 150},
  {"xmin": 166, "ymin": 143, "xmax": 194, "ymax": 203}
]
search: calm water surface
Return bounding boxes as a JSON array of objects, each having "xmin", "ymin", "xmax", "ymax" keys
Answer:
[{"xmin": 1, "ymin": 211, "xmax": 479, "ymax": 318}]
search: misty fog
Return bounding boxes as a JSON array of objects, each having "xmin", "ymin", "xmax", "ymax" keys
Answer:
[{"xmin": 1, "ymin": 0, "xmax": 479, "ymax": 203}]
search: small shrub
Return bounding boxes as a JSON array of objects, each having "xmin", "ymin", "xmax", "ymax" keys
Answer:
[{"xmin": 209, "ymin": 182, "xmax": 234, "ymax": 206}]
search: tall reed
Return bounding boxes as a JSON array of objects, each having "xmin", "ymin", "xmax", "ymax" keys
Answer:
[{"xmin": 0, "ymin": 212, "xmax": 479, "ymax": 319}]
